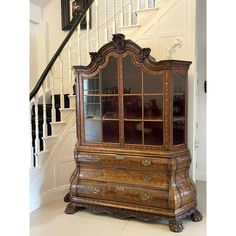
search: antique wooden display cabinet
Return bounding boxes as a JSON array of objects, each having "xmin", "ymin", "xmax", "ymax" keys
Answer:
[{"xmin": 65, "ymin": 34, "xmax": 202, "ymax": 232}]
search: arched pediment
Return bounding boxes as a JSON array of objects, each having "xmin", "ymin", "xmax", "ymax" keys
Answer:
[{"xmin": 73, "ymin": 34, "xmax": 191, "ymax": 76}]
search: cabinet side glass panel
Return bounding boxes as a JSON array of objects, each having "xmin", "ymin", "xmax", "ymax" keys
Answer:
[{"xmin": 172, "ymin": 73, "xmax": 186, "ymax": 145}]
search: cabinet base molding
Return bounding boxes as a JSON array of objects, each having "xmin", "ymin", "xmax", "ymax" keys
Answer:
[{"xmin": 65, "ymin": 201, "xmax": 202, "ymax": 232}]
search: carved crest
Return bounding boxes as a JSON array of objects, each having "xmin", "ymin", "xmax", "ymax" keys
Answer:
[
  {"xmin": 112, "ymin": 34, "xmax": 126, "ymax": 53},
  {"xmin": 90, "ymin": 52, "xmax": 104, "ymax": 64},
  {"xmin": 138, "ymin": 48, "xmax": 151, "ymax": 61}
]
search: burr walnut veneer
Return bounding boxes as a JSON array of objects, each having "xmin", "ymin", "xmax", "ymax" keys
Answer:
[{"xmin": 65, "ymin": 34, "xmax": 202, "ymax": 233}]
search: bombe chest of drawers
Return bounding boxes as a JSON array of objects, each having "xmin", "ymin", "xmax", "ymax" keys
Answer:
[{"xmin": 65, "ymin": 34, "xmax": 202, "ymax": 233}]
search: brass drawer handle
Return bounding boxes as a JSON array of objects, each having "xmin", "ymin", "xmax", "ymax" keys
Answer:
[
  {"xmin": 94, "ymin": 155, "xmax": 101, "ymax": 161},
  {"xmin": 140, "ymin": 192, "xmax": 152, "ymax": 201},
  {"xmin": 142, "ymin": 175, "xmax": 152, "ymax": 182},
  {"xmin": 116, "ymin": 154, "xmax": 124, "ymax": 160},
  {"xmin": 142, "ymin": 159, "xmax": 152, "ymax": 166},
  {"xmin": 92, "ymin": 186, "xmax": 100, "ymax": 194},
  {"xmin": 116, "ymin": 168, "xmax": 127, "ymax": 174},
  {"xmin": 94, "ymin": 169, "xmax": 103, "ymax": 177},
  {"xmin": 116, "ymin": 186, "xmax": 125, "ymax": 192}
]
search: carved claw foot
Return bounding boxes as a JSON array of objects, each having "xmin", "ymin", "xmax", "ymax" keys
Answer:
[
  {"xmin": 191, "ymin": 209, "xmax": 202, "ymax": 222},
  {"xmin": 169, "ymin": 220, "xmax": 184, "ymax": 233},
  {"xmin": 64, "ymin": 192, "xmax": 70, "ymax": 202},
  {"xmin": 65, "ymin": 202, "xmax": 78, "ymax": 214}
]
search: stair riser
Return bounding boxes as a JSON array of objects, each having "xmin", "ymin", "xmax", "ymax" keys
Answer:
[
  {"xmin": 61, "ymin": 110, "xmax": 75, "ymax": 122},
  {"xmin": 51, "ymin": 124, "xmax": 67, "ymax": 136},
  {"xmin": 69, "ymin": 96, "xmax": 76, "ymax": 108},
  {"xmin": 36, "ymin": 152, "xmax": 50, "ymax": 167},
  {"xmin": 43, "ymin": 138, "xmax": 59, "ymax": 150}
]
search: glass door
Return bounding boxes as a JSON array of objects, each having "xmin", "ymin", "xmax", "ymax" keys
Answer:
[
  {"xmin": 122, "ymin": 55, "xmax": 164, "ymax": 147},
  {"xmin": 83, "ymin": 56, "xmax": 120, "ymax": 144}
]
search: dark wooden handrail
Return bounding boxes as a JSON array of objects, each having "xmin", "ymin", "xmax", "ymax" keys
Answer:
[{"xmin": 30, "ymin": 0, "xmax": 95, "ymax": 100}]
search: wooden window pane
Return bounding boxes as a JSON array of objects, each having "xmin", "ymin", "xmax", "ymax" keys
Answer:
[
  {"xmin": 102, "ymin": 121, "xmax": 119, "ymax": 143},
  {"xmin": 123, "ymin": 56, "xmax": 142, "ymax": 94},
  {"xmin": 144, "ymin": 122, "xmax": 163, "ymax": 145},
  {"xmin": 124, "ymin": 121, "xmax": 142, "ymax": 144}
]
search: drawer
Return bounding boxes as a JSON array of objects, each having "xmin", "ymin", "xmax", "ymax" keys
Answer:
[
  {"xmin": 79, "ymin": 165, "xmax": 168, "ymax": 190},
  {"xmin": 77, "ymin": 180, "xmax": 168, "ymax": 209},
  {"xmin": 76, "ymin": 152, "xmax": 169, "ymax": 172}
]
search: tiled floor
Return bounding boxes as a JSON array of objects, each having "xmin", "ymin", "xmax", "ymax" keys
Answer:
[{"xmin": 30, "ymin": 181, "xmax": 206, "ymax": 236}]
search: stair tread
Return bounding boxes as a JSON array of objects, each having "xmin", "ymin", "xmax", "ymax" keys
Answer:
[
  {"xmin": 50, "ymin": 121, "xmax": 67, "ymax": 125},
  {"xmin": 43, "ymin": 135, "xmax": 59, "ymax": 140},
  {"xmin": 59, "ymin": 108, "xmax": 75, "ymax": 111},
  {"xmin": 136, "ymin": 7, "xmax": 159, "ymax": 13},
  {"xmin": 37, "ymin": 150, "xmax": 50, "ymax": 154}
]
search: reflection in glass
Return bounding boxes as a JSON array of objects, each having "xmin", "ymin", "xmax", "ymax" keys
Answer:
[
  {"xmin": 101, "ymin": 57, "xmax": 118, "ymax": 94},
  {"xmin": 143, "ymin": 73, "xmax": 163, "ymax": 93},
  {"xmin": 84, "ymin": 120, "xmax": 102, "ymax": 142},
  {"xmin": 124, "ymin": 96, "xmax": 142, "ymax": 119},
  {"xmin": 173, "ymin": 73, "xmax": 185, "ymax": 93},
  {"xmin": 124, "ymin": 121, "xmax": 142, "ymax": 144},
  {"xmin": 144, "ymin": 96, "xmax": 163, "ymax": 119},
  {"xmin": 83, "ymin": 76, "xmax": 100, "ymax": 95},
  {"xmin": 123, "ymin": 56, "xmax": 142, "ymax": 94},
  {"xmin": 102, "ymin": 96, "xmax": 119, "ymax": 119},
  {"xmin": 173, "ymin": 95, "xmax": 185, "ymax": 117},
  {"xmin": 144, "ymin": 122, "xmax": 163, "ymax": 145},
  {"xmin": 84, "ymin": 96, "xmax": 100, "ymax": 118},
  {"xmin": 102, "ymin": 121, "xmax": 119, "ymax": 143},
  {"xmin": 173, "ymin": 120, "xmax": 185, "ymax": 145}
]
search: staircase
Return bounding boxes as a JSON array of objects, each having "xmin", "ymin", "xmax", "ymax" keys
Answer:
[{"xmin": 30, "ymin": 0, "xmax": 197, "ymax": 212}]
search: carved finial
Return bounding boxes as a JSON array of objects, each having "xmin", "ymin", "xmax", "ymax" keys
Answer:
[
  {"xmin": 138, "ymin": 48, "xmax": 151, "ymax": 61},
  {"xmin": 166, "ymin": 38, "xmax": 183, "ymax": 59},
  {"xmin": 90, "ymin": 52, "xmax": 103, "ymax": 64},
  {"xmin": 112, "ymin": 34, "xmax": 126, "ymax": 53}
]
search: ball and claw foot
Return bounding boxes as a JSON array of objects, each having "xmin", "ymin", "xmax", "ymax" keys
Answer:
[
  {"xmin": 65, "ymin": 202, "xmax": 77, "ymax": 214},
  {"xmin": 169, "ymin": 220, "xmax": 184, "ymax": 233},
  {"xmin": 191, "ymin": 209, "xmax": 202, "ymax": 222},
  {"xmin": 64, "ymin": 192, "xmax": 70, "ymax": 202}
]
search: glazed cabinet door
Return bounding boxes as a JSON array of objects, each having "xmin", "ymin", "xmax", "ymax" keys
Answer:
[
  {"xmin": 122, "ymin": 55, "xmax": 164, "ymax": 147},
  {"xmin": 82, "ymin": 56, "xmax": 120, "ymax": 145}
]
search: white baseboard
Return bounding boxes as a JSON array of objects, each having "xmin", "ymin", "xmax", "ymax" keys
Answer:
[{"xmin": 30, "ymin": 185, "xmax": 69, "ymax": 213}]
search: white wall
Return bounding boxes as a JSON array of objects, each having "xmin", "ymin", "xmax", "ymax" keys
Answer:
[{"xmin": 196, "ymin": 0, "xmax": 206, "ymax": 181}]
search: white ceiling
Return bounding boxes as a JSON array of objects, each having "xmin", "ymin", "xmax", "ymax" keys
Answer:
[{"xmin": 30, "ymin": 0, "xmax": 51, "ymax": 8}]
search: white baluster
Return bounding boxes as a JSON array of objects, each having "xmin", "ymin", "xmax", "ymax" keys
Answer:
[
  {"xmin": 34, "ymin": 95, "xmax": 40, "ymax": 166},
  {"xmin": 68, "ymin": 40, "xmax": 73, "ymax": 95},
  {"xmin": 77, "ymin": 23, "xmax": 81, "ymax": 65},
  {"xmin": 50, "ymin": 69, "xmax": 56, "ymax": 123},
  {"xmin": 95, "ymin": 0, "xmax": 99, "ymax": 50},
  {"xmin": 59, "ymin": 55, "xmax": 65, "ymax": 109},
  {"xmin": 30, "ymin": 102, "xmax": 34, "ymax": 168},
  {"xmin": 120, "ymin": 0, "xmax": 124, "ymax": 27},
  {"xmin": 42, "ymin": 82, "xmax": 47, "ymax": 140},
  {"xmin": 112, "ymin": 0, "xmax": 116, "ymax": 33},
  {"xmin": 137, "ymin": 0, "xmax": 140, "ymax": 10},
  {"xmin": 86, "ymin": 9, "xmax": 90, "ymax": 63},
  {"xmin": 104, "ymin": 0, "xmax": 108, "ymax": 41},
  {"xmin": 145, "ymin": 0, "xmax": 148, "ymax": 9},
  {"xmin": 153, "ymin": 0, "xmax": 156, "ymax": 8},
  {"xmin": 128, "ymin": 0, "xmax": 132, "ymax": 26}
]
